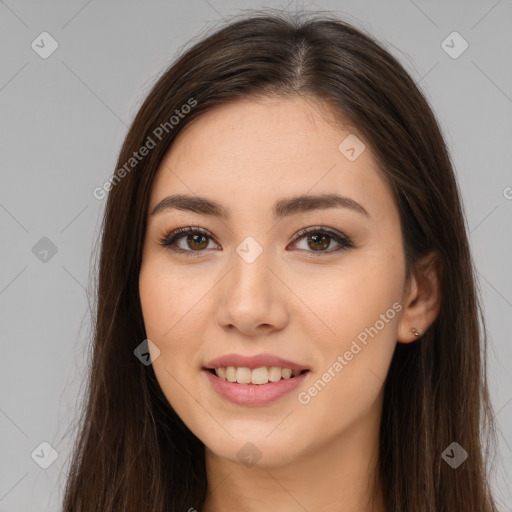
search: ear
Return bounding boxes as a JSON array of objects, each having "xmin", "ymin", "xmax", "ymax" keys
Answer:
[{"xmin": 397, "ymin": 250, "xmax": 443, "ymax": 344}]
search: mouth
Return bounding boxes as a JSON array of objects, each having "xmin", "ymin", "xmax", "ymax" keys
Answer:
[
  {"xmin": 203, "ymin": 367, "xmax": 311, "ymax": 386},
  {"xmin": 202, "ymin": 366, "xmax": 312, "ymax": 406}
]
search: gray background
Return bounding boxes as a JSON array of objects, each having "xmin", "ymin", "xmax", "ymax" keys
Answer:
[{"xmin": 1, "ymin": 0, "xmax": 511, "ymax": 510}]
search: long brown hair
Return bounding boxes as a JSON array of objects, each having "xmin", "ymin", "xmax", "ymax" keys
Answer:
[{"xmin": 61, "ymin": 9, "xmax": 498, "ymax": 511}]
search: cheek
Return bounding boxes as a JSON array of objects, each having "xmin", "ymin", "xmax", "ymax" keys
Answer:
[
  {"xmin": 139, "ymin": 257, "xmax": 203, "ymax": 338},
  {"xmin": 139, "ymin": 260, "xmax": 204, "ymax": 373},
  {"xmin": 296, "ymin": 247, "xmax": 403, "ymax": 408},
  {"xmin": 139, "ymin": 281, "xmax": 174, "ymax": 343},
  {"xmin": 296, "ymin": 248, "xmax": 404, "ymax": 341},
  {"xmin": 296, "ymin": 291, "xmax": 400, "ymax": 440},
  {"xmin": 139, "ymin": 262, "xmax": 207, "ymax": 417}
]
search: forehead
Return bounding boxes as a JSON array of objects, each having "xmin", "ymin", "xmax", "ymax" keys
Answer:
[{"xmin": 149, "ymin": 96, "xmax": 395, "ymax": 221}]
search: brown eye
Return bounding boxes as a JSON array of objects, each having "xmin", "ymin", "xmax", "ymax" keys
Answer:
[
  {"xmin": 306, "ymin": 233, "xmax": 331, "ymax": 251},
  {"xmin": 159, "ymin": 225, "xmax": 354, "ymax": 258},
  {"xmin": 186, "ymin": 233, "xmax": 209, "ymax": 250},
  {"xmin": 158, "ymin": 227, "xmax": 218, "ymax": 256},
  {"xmin": 290, "ymin": 226, "xmax": 354, "ymax": 256}
]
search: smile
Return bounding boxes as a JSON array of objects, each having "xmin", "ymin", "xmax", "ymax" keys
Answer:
[
  {"xmin": 209, "ymin": 366, "xmax": 308, "ymax": 385},
  {"xmin": 203, "ymin": 367, "xmax": 311, "ymax": 406}
]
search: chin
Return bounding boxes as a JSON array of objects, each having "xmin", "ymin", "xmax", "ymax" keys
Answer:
[{"xmin": 203, "ymin": 432, "xmax": 309, "ymax": 469}]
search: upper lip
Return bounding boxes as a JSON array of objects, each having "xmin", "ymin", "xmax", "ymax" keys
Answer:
[{"xmin": 204, "ymin": 353, "xmax": 310, "ymax": 371}]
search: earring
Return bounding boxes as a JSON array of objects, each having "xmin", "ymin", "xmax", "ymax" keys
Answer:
[{"xmin": 410, "ymin": 327, "xmax": 421, "ymax": 337}]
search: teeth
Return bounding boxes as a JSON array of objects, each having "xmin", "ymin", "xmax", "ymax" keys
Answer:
[
  {"xmin": 214, "ymin": 366, "xmax": 304, "ymax": 385},
  {"xmin": 225, "ymin": 366, "xmax": 237, "ymax": 382}
]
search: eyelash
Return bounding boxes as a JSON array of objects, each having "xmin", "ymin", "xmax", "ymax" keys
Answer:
[{"xmin": 157, "ymin": 225, "xmax": 354, "ymax": 258}]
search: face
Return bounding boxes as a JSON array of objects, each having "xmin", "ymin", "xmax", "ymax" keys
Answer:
[{"xmin": 139, "ymin": 95, "xmax": 408, "ymax": 468}]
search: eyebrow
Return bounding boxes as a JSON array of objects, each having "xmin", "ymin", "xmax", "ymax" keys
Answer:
[{"xmin": 150, "ymin": 193, "xmax": 370, "ymax": 219}]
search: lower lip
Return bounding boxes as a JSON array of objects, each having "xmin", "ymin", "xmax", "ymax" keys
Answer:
[{"xmin": 203, "ymin": 369, "xmax": 311, "ymax": 406}]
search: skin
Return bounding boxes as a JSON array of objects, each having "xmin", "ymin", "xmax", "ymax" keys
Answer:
[{"xmin": 139, "ymin": 95, "xmax": 441, "ymax": 512}]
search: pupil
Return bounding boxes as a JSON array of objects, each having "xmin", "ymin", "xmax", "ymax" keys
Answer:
[
  {"xmin": 189, "ymin": 234, "xmax": 208, "ymax": 250},
  {"xmin": 309, "ymin": 233, "xmax": 329, "ymax": 251}
]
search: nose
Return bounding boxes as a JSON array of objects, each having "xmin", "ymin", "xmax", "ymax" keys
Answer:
[{"xmin": 215, "ymin": 248, "xmax": 289, "ymax": 336}]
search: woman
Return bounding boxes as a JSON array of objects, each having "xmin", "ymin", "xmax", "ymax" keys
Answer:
[{"xmin": 62, "ymin": 10, "xmax": 499, "ymax": 511}]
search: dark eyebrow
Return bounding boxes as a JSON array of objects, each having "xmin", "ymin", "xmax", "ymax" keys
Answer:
[{"xmin": 150, "ymin": 193, "xmax": 370, "ymax": 219}]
